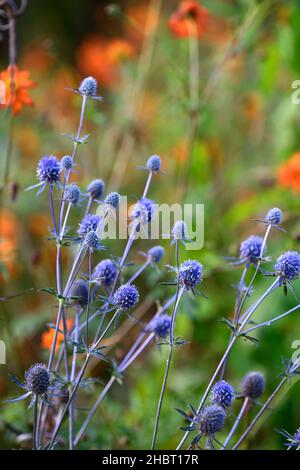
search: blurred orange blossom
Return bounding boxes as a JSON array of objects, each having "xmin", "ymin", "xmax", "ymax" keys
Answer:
[
  {"xmin": 0, "ymin": 65, "xmax": 36, "ymax": 115},
  {"xmin": 168, "ymin": 1, "xmax": 210, "ymax": 39},
  {"xmin": 277, "ymin": 152, "xmax": 300, "ymax": 194},
  {"xmin": 41, "ymin": 319, "xmax": 73, "ymax": 352}
]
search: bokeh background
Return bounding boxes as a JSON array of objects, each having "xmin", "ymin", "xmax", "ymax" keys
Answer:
[{"xmin": 1, "ymin": 0, "xmax": 300, "ymax": 450}]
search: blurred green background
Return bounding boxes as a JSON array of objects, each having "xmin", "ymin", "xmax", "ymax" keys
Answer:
[{"xmin": 1, "ymin": 0, "xmax": 300, "ymax": 450}]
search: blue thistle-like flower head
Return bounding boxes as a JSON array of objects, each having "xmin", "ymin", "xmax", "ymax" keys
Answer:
[
  {"xmin": 79, "ymin": 76, "xmax": 98, "ymax": 96},
  {"xmin": 150, "ymin": 314, "xmax": 171, "ymax": 338},
  {"xmin": 131, "ymin": 198, "xmax": 156, "ymax": 224},
  {"xmin": 83, "ymin": 230, "xmax": 100, "ymax": 250},
  {"xmin": 61, "ymin": 155, "xmax": 73, "ymax": 171},
  {"xmin": 87, "ymin": 179, "xmax": 105, "ymax": 200},
  {"xmin": 104, "ymin": 192, "xmax": 120, "ymax": 209},
  {"xmin": 211, "ymin": 380, "xmax": 235, "ymax": 408},
  {"xmin": 240, "ymin": 235, "xmax": 265, "ymax": 264},
  {"xmin": 146, "ymin": 155, "xmax": 161, "ymax": 173},
  {"xmin": 265, "ymin": 207, "xmax": 282, "ymax": 226},
  {"xmin": 93, "ymin": 259, "xmax": 118, "ymax": 288},
  {"xmin": 69, "ymin": 280, "xmax": 89, "ymax": 307},
  {"xmin": 148, "ymin": 245, "xmax": 165, "ymax": 263},
  {"xmin": 25, "ymin": 363, "xmax": 50, "ymax": 395},
  {"xmin": 78, "ymin": 214, "xmax": 101, "ymax": 236},
  {"xmin": 113, "ymin": 284, "xmax": 139, "ymax": 310},
  {"xmin": 197, "ymin": 405, "xmax": 226, "ymax": 436},
  {"xmin": 172, "ymin": 220, "xmax": 187, "ymax": 240},
  {"xmin": 241, "ymin": 371, "xmax": 265, "ymax": 399},
  {"xmin": 275, "ymin": 251, "xmax": 300, "ymax": 282},
  {"xmin": 36, "ymin": 155, "xmax": 61, "ymax": 184},
  {"xmin": 178, "ymin": 259, "xmax": 203, "ymax": 290},
  {"xmin": 65, "ymin": 184, "xmax": 80, "ymax": 205}
]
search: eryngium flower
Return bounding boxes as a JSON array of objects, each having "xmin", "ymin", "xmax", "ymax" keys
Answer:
[
  {"xmin": 37, "ymin": 155, "xmax": 61, "ymax": 184},
  {"xmin": 240, "ymin": 235, "xmax": 265, "ymax": 264},
  {"xmin": 146, "ymin": 155, "xmax": 161, "ymax": 172},
  {"xmin": 197, "ymin": 405, "xmax": 226, "ymax": 436},
  {"xmin": 78, "ymin": 214, "xmax": 101, "ymax": 236},
  {"xmin": 61, "ymin": 155, "xmax": 73, "ymax": 170},
  {"xmin": 151, "ymin": 314, "xmax": 171, "ymax": 338},
  {"xmin": 83, "ymin": 230, "xmax": 100, "ymax": 250},
  {"xmin": 148, "ymin": 245, "xmax": 165, "ymax": 263},
  {"xmin": 113, "ymin": 284, "xmax": 139, "ymax": 310},
  {"xmin": 131, "ymin": 198, "xmax": 155, "ymax": 223},
  {"xmin": 104, "ymin": 191, "xmax": 120, "ymax": 208},
  {"xmin": 241, "ymin": 371, "xmax": 265, "ymax": 399},
  {"xmin": 87, "ymin": 179, "xmax": 105, "ymax": 199},
  {"xmin": 79, "ymin": 76, "xmax": 97, "ymax": 96},
  {"xmin": 178, "ymin": 259, "xmax": 203, "ymax": 290},
  {"xmin": 69, "ymin": 280, "xmax": 89, "ymax": 307},
  {"xmin": 93, "ymin": 259, "xmax": 118, "ymax": 287},
  {"xmin": 211, "ymin": 380, "xmax": 235, "ymax": 408},
  {"xmin": 25, "ymin": 363, "xmax": 50, "ymax": 395},
  {"xmin": 172, "ymin": 220, "xmax": 187, "ymax": 240},
  {"xmin": 65, "ymin": 184, "xmax": 80, "ymax": 205},
  {"xmin": 275, "ymin": 251, "xmax": 300, "ymax": 282},
  {"xmin": 265, "ymin": 207, "xmax": 282, "ymax": 226}
]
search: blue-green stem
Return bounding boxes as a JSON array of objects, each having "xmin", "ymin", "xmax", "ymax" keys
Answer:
[{"xmin": 222, "ymin": 397, "xmax": 249, "ymax": 449}]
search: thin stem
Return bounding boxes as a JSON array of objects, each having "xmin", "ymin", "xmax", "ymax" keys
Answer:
[
  {"xmin": 33, "ymin": 395, "xmax": 38, "ymax": 450},
  {"xmin": 85, "ymin": 196, "xmax": 93, "ymax": 217},
  {"xmin": 49, "ymin": 184, "xmax": 58, "ymax": 236},
  {"xmin": 85, "ymin": 250, "xmax": 93, "ymax": 343},
  {"xmin": 127, "ymin": 259, "xmax": 150, "ymax": 284},
  {"xmin": 242, "ymin": 304, "xmax": 300, "ymax": 336},
  {"xmin": 142, "ymin": 172, "xmax": 153, "ymax": 198},
  {"xmin": 222, "ymin": 397, "xmax": 249, "ymax": 449}
]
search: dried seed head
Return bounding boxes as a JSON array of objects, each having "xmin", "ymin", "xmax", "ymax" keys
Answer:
[
  {"xmin": 70, "ymin": 280, "xmax": 89, "ymax": 307},
  {"xmin": 87, "ymin": 179, "xmax": 105, "ymax": 199},
  {"xmin": 241, "ymin": 371, "xmax": 265, "ymax": 399},
  {"xmin": 25, "ymin": 363, "xmax": 50, "ymax": 395},
  {"xmin": 197, "ymin": 405, "xmax": 226, "ymax": 436}
]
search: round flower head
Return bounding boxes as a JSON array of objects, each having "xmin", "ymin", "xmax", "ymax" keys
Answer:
[
  {"xmin": 113, "ymin": 284, "xmax": 139, "ymax": 310},
  {"xmin": 131, "ymin": 198, "xmax": 156, "ymax": 224},
  {"xmin": 104, "ymin": 191, "xmax": 120, "ymax": 209},
  {"xmin": 37, "ymin": 155, "xmax": 61, "ymax": 184},
  {"xmin": 211, "ymin": 380, "xmax": 235, "ymax": 408},
  {"xmin": 69, "ymin": 280, "xmax": 89, "ymax": 307},
  {"xmin": 87, "ymin": 179, "xmax": 105, "ymax": 200},
  {"xmin": 197, "ymin": 405, "xmax": 226, "ymax": 437},
  {"xmin": 93, "ymin": 259, "xmax": 118, "ymax": 288},
  {"xmin": 65, "ymin": 184, "xmax": 80, "ymax": 205},
  {"xmin": 172, "ymin": 220, "xmax": 187, "ymax": 240},
  {"xmin": 265, "ymin": 207, "xmax": 282, "ymax": 226},
  {"xmin": 151, "ymin": 314, "xmax": 171, "ymax": 338},
  {"xmin": 83, "ymin": 230, "xmax": 100, "ymax": 250},
  {"xmin": 240, "ymin": 235, "xmax": 265, "ymax": 264},
  {"xmin": 146, "ymin": 155, "xmax": 161, "ymax": 173},
  {"xmin": 178, "ymin": 259, "xmax": 203, "ymax": 290},
  {"xmin": 275, "ymin": 251, "xmax": 300, "ymax": 282},
  {"xmin": 148, "ymin": 245, "xmax": 165, "ymax": 263},
  {"xmin": 61, "ymin": 155, "xmax": 73, "ymax": 171},
  {"xmin": 79, "ymin": 76, "xmax": 97, "ymax": 96},
  {"xmin": 78, "ymin": 214, "xmax": 101, "ymax": 236},
  {"xmin": 25, "ymin": 363, "xmax": 50, "ymax": 395},
  {"xmin": 241, "ymin": 371, "xmax": 265, "ymax": 400}
]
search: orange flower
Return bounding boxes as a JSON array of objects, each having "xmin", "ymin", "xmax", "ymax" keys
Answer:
[
  {"xmin": 0, "ymin": 65, "xmax": 36, "ymax": 115},
  {"xmin": 277, "ymin": 152, "xmax": 300, "ymax": 194},
  {"xmin": 77, "ymin": 36, "xmax": 135, "ymax": 88},
  {"xmin": 168, "ymin": 1, "xmax": 210, "ymax": 39},
  {"xmin": 41, "ymin": 319, "xmax": 73, "ymax": 352},
  {"xmin": 0, "ymin": 209, "xmax": 20, "ymax": 281}
]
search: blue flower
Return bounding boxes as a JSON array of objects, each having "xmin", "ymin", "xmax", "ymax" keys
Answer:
[
  {"xmin": 65, "ymin": 184, "xmax": 80, "ymax": 205},
  {"xmin": 83, "ymin": 230, "xmax": 101, "ymax": 251},
  {"xmin": 197, "ymin": 405, "xmax": 226, "ymax": 437},
  {"xmin": 280, "ymin": 427, "xmax": 300, "ymax": 448},
  {"xmin": 78, "ymin": 214, "xmax": 101, "ymax": 236},
  {"xmin": 240, "ymin": 235, "xmax": 265, "ymax": 264},
  {"xmin": 93, "ymin": 259, "xmax": 118, "ymax": 288},
  {"xmin": 36, "ymin": 155, "xmax": 61, "ymax": 184},
  {"xmin": 146, "ymin": 155, "xmax": 161, "ymax": 173},
  {"xmin": 172, "ymin": 220, "xmax": 187, "ymax": 240},
  {"xmin": 113, "ymin": 284, "xmax": 139, "ymax": 310},
  {"xmin": 61, "ymin": 155, "xmax": 73, "ymax": 171},
  {"xmin": 87, "ymin": 179, "xmax": 105, "ymax": 200},
  {"xmin": 275, "ymin": 251, "xmax": 300, "ymax": 282},
  {"xmin": 104, "ymin": 192, "xmax": 120, "ymax": 209},
  {"xmin": 211, "ymin": 380, "xmax": 235, "ymax": 408},
  {"xmin": 148, "ymin": 245, "xmax": 165, "ymax": 263},
  {"xmin": 69, "ymin": 280, "xmax": 89, "ymax": 307},
  {"xmin": 150, "ymin": 314, "xmax": 171, "ymax": 338},
  {"xmin": 178, "ymin": 259, "xmax": 203, "ymax": 290},
  {"xmin": 25, "ymin": 363, "xmax": 50, "ymax": 395},
  {"xmin": 265, "ymin": 207, "xmax": 282, "ymax": 226},
  {"xmin": 131, "ymin": 198, "xmax": 156, "ymax": 224},
  {"xmin": 79, "ymin": 76, "xmax": 98, "ymax": 96},
  {"xmin": 241, "ymin": 371, "xmax": 265, "ymax": 399}
]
